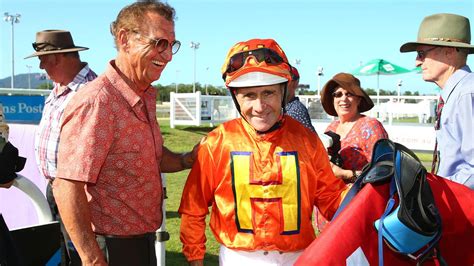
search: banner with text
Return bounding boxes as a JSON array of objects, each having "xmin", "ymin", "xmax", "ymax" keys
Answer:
[{"xmin": 0, "ymin": 96, "xmax": 45, "ymax": 124}]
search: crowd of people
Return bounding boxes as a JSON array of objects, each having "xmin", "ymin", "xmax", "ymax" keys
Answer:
[{"xmin": 1, "ymin": 1, "xmax": 473, "ymax": 265}]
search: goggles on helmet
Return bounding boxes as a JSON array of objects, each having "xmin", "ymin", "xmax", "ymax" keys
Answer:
[
  {"xmin": 224, "ymin": 48, "xmax": 286, "ymax": 76},
  {"xmin": 221, "ymin": 39, "xmax": 292, "ymax": 88}
]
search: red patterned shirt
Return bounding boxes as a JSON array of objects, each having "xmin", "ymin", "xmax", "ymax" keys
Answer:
[
  {"xmin": 56, "ymin": 61, "xmax": 163, "ymax": 235},
  {"xmin": 325, "ymin": 115, "xmax": 388, "ymax": 171}
]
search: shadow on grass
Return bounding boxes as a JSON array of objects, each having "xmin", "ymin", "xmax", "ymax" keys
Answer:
[
  {"xmin": 166, "ymin": 251, "xmax": 219, "ymax": 266},
  {"xmin": 166, "ymin": 211, "xmax": 180, "ymax": 219},
  {"xmin": 180, "ymin": 126, "xmax": 215, "ymax": 135}
]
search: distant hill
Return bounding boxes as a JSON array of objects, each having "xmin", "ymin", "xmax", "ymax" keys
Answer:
[{"xmin": 0, "ymin": 73, "xmax": 52, "ymax": 89}]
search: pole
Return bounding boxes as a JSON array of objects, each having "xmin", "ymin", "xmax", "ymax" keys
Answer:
[
  {"xmin": 11, "ymin": 19, "xmax": 14, "ymax": 89},
  {"xmin": 190, "ymin": 42, "xmax": 200, "ymax": 93},
  {"xmin": 377, "ymin": 74, "xmax": 380, "ymax": 107},
  {"xmin": 317, "ymin": 75, "xmax": 321, "ymax": 96},
  {"xmin": 193, "ymin": 48, "xmax": 196, "ymax": 93},
  {"xmin": 4, "ymin": 13, "xmax": 21, "ymax": 89},
  {"xmin": 175, "ymin": 70, "xmax": 179, "ymax": 93},
  {"xmin": 26, "ymin": 65, "xmax": 32, "ymax": 89},
  {"xmin": 316, "ymin": 66, "xmax": 324, "ymax": 96},
  {"xmin": 205, "ymin": 67, "xmax": 209, "ymax": 95}
]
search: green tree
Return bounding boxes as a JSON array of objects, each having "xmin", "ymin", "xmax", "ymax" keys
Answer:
[{"xmin": 36, "ymin": 82, "xmax": 53, "ymax": 90}]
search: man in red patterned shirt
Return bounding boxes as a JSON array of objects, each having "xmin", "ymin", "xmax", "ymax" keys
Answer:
[{"xmin": 53, "ymin": 2, "xmax": 196, "ymax": 265}]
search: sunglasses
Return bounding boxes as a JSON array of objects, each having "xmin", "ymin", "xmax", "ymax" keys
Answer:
[
  {"xmin": 416, "ymin": 46, "xmax": 438, "ymax": 60},
  {"xmin": 32, "ymin": 42, "xmax": 62, "ymax": 52},
  {"xmin": 332, "ymin": 91, "xmax": 356, "ymax": 98},
  {"xmin": 132, "ymin": 30, "xmax": 181, "ymax": 55},
  {"xmin": 225, "ymin": 48, "xmax": 286, "ymax": 74}
]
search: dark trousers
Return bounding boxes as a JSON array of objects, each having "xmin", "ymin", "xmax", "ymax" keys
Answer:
[
  {"xmin": 46, "ymin": 182, "xmax": 81, "ymax": 266},
  {"xmin": 96, "ymin": 233, "xmax": 157, "ymax": 266}
]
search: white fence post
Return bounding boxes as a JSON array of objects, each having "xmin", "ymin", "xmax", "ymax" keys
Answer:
[
  {"xmin": 155, "ymin": 174, "xmax": 169, "ymax": 266},
  {"xmin": 195, "ymin": 91, "xmax": 201, "ymax": 126}
]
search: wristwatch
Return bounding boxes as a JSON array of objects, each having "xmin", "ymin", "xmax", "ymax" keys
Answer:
[{"xmin": 350, "ymin": 169, "xmax": 358, "ymax": 183}]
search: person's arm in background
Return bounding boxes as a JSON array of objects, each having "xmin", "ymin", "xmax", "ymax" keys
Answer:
[
  {"xmin": 329, "ymin": 163, "xmax": 358, "ymax": 183},
  {"xmin": 53, "ymin": 178, "xmax": 107, "ymax": 265},
  {"xmin": 160, "ymin": 138, "xmax": 204, "ymax": 173},
  {"xmin": 312, "ymin": 134, "xmax": 348, "ymax": 220},
  {"xmin": 0, "ymin": 180, "xmax": 14, "ymax": 189},
  {"xmin": 54, "ymin": 89, "xmax": 112, "ymax": 265}
]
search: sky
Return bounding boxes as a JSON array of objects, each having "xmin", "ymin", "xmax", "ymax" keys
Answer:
[{"xmin": 1, "ymin": 0, "xmax": 473, "ymax": 95}]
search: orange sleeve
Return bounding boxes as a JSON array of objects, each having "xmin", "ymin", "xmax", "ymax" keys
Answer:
[
  {"xmin": 178, "ymin": 139, "xmax": 215, "ymax": 261},
  {"xmin": 180, "ymin": 213, "xmax": 207, "ymax": 261},
  {"xmin": 312, "ymin": 134, "xmax": 348, "ymax": 220}
]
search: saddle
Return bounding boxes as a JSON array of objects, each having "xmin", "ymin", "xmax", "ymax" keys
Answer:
[{"xmin": 333, "ymin": 139, "xmax": 444, "ymax": 266}]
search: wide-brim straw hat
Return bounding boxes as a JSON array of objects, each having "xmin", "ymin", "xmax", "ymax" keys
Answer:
[
  {"xmin": 400, "ymin": 13, "xmax": 474, "ymax": 53},
  {"xmin": 25, "ymin": 30, "xmax": 88, "ymax": 59},
  {"xmin": 320, "ymin": 72, "xmax": 374, "ymax": 117}
]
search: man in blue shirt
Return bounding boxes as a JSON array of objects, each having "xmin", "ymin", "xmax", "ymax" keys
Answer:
[
  {"xmin": 285, "ymin": 67, "xmax": 316, "ymax": 132},
  {"xmin": 400, "ymin": 13, "xmax": 474, "ymax": 189}
]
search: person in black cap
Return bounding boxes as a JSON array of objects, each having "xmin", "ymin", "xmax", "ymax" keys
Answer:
[{"xmin": 26, "ymin": 29, "xmax": 97, "ymax": 265}]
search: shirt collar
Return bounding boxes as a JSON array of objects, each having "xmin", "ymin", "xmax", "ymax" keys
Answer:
[
  {"xmin": 442, "ymin": 65, "xmax": 471, "ymax": 102},
  {"xmin": 66, "ymin": 63, "xmax": 93, "ymax": 92},
  {"xmin": 105, "ymin": 60, "xmax": 153, "ymax": 108}
]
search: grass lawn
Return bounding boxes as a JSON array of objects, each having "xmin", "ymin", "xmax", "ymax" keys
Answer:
[
  {"xmin": 159, "ymin": 118, "xmax": 220, "ymax": 265},
  {"xmin": 159, "ymin": 118, "xmax": 433, "ymax": 265}
]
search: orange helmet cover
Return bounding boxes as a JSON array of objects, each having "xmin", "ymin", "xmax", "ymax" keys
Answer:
[{"xmin": 221, "ymin": 39, "xmax": 293, "ymax": 87}]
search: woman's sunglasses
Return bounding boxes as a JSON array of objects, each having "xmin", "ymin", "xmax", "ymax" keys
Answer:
[{"xmin": 332, "ymin": 91, "xmax": 356, "ymax": 98}]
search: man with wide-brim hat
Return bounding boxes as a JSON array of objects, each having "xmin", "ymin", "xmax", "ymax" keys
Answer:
[
  {"xmin": 400, "ymin": 13, "xmax": 474, "ymax": 189},
  {"xmin": 27, "ymin": 29, "xmax": 97, "ymax": 265},
  {"xmin": 25, "ymin": 30, "xmax": 89, "ymax": 59}
]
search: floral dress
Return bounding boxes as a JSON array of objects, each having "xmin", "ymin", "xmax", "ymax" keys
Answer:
[
  {"xmin": 325, "ymin": 115, "xmax": 388, "ymax": 171},
  {"xmin": 315, "ymin": 115, "xmax": 388, "ymax": 232}
]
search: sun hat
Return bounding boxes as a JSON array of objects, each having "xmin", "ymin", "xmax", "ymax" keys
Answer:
[
  {"xmin": 25, "ymin": 30, "xmax": 88, "ymax": 59},
  {"xmin": 221, "ymin": 38, "xmax": 292, "ymax": 88},
  {"xmin": 320, "ymin": 72, "xmax": 374, "ymax": 117},
  {"xmin": 400, "ymin": 13, "xmax": 474, "ymax": 53}
]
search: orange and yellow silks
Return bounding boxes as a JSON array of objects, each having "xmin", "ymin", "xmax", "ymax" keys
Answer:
[{"xmin": 179, "ymin": 116, "xmax": 347, "ymax": 261}]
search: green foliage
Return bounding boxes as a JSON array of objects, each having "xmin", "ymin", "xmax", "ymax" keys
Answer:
[{"xmin": 36, "ymin": 82, "xmax": 53, "ymax": 90}]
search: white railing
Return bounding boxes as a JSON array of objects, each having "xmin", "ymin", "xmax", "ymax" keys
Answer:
[
  {"xmin": 168, "ymin": 93, "xmax": 438, "ymax": 151},
  {"xmin": 0, "ymin": 88, "xmax": 51, "ymax": 96},
  {"xmin": 169, "ymin": 93, "xmax": 439, "ymax": 126},
  {"xmin": 170, "ymin": 92, "xmax": 202, "ymax": 128},
  {"xmin": 170, "ymin": 92, "xmax": 238, "ymax": 128}
]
